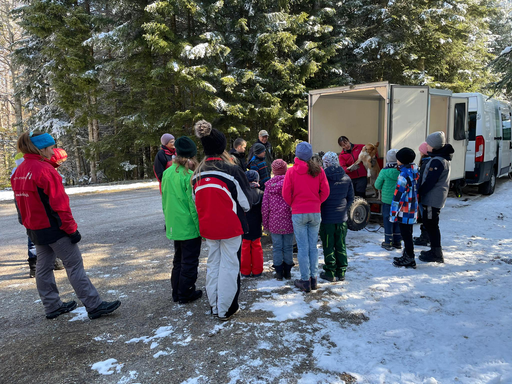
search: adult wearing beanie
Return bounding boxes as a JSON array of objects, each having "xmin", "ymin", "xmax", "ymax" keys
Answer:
[
  {"xmin": 418, "ymin": 131, "xmax": 454, "ymax": 263},
  {"xmin": 11, "ymin": 132, "xmax": 120, "ymax": 320},
  {"xmin": 161, "ymin": 136, "xmax": 203, "ymax": 304},
  {"xmin": 283, "ymin": 142, "xmax": 330, "ymax": 293},
  {"xmin": 262, "ymin": 159, "xmax": 294, "ymax": 280},
  {"xmin": 191, "ymin": 120, "xmax": 253, "ymax": 321},
  {"xmin": 154, "ymin": 133, "xmax": 176, "ymax": 190}
]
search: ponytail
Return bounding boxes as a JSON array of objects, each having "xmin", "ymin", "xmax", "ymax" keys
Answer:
[
  {"xmin": 307, "ymin": 158, "xmax": 322, "ymax": 177},
  {"xmin": 17, "ymin": 132, "xmax": 43, "ymax": 156}
]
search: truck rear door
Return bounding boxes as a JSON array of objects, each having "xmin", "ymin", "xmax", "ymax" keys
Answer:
[{"xmin": 498, "ymin": 102, "xmax": 512, "ymax": 176}]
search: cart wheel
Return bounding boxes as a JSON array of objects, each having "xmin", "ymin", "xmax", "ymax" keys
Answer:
[{"xmin": 347, "ymin": 197, "xmax": 371, "ymax": 231}]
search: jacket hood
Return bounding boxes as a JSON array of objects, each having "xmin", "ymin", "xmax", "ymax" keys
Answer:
[
  {"xmin": 399, "ymin": 163, "xmax": 419, "ymax": 179},
  {"xmin": 324, "ymin": 165, "xmax": 346, "ymax": 181},
  {"xmin": 264, "ymin": 175, "xmax": 285, "ymax": 195},
  {"xmin": 293, "ymin": 157, "xmax": 309, "ymax": 175},
  {"xmin": 229, "ymin": 148, "xmax": 244, "ymax": 159},
  {"xmin": 429, "ymin": 144, "xmax": 454, "ymax": 161}
]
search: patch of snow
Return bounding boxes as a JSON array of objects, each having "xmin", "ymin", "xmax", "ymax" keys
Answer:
[{"xmin": 91, "ymin": 358, "xmax": 123, "ymax": 375}]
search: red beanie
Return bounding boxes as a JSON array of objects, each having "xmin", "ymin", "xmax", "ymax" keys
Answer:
[
  {"xmin": 51, "ymin": 148, "xmax": 68, "ymax": 164},
  {"xmin": 272, "ymin": 159, "xmax": 288, "ymax": 175}
]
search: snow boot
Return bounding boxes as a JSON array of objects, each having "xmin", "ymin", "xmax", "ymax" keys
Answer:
[
  {"xmin": 273, "ymin": 264, "xmax": 284, "ymax": 281},
  {"xmin": 54, "ymin": 258, "xmax": 65, "ymax": 270},
  {"xmin": 413, "ymin": 225, "xmax": 430, "ymax": 246},
  {"xmin": 283, "ymin": 262, "xmax": 294, "ymax": 280},
  {"xmin": 179, "ymin": 290, "xmax": 203, "ymax": 304},
  {"xmin": 419, "ymin": 247, "xmax": 444, "ymax": 263},
  {"xmin": 294, "ymin": 279, "xmax": 311, "ymax": 293},
  {"xmin": 310, "ymin": 277, "xmax": 318, "ymax": 291},
  {"xmin": 320, "ymin": 271, "xmax": 336, "ymax": 282},
  {"xmin": 393, "ymin": 251, "xmax": 416, "ymax": 269},
  {"xmin": 392, "ymin": 242, "xmax": 402, "ymax": 250},
  {"xmin": 28, "ymin": 257, "xmax": 37, "ymax": 278},
  {"xmin": 381, "ymin": 242, "xmax": 394, "ymax": 251}
]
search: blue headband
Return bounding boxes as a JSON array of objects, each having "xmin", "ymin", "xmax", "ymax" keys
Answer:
[{"xmin": 30, "ymin": 133, "xmax": 56, "ymax": 150}]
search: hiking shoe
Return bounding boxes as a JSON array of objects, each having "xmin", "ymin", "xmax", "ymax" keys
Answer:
[
  {"xmin": 88, "ymin": 300, "xmax": 121, "ymax": 320},
  {"xmin": 54, "ymin": 258, "xmax": 65, "ymax": 270},
  {"xmin": 219, "ymin": 308, "xmax": 240, "ymax": 322},
  {"xmin": 419, "ymin": 247, "xmax": 444, "ymax": 263},
  {"xmin": 392, "ymin": 242, "xmax": 402, "ymax": 250},
  {"xmin": 413, "ymin": 236, "xmax": 430, "ymax": 247},
  {"xmin": 294, "ymin": 279, "xmax": 311, "ymax": 293},
  {"xmin": 335, "ymin": 274, "xmax": 346, "ymax": 281},
  {"xmin": 310, "ymin": 277, "xmax": 318, "ymax": 290},
  {"xmin": 320, "ymin": 271, "xmax": 337, "ymax": 282},
  {"xmin": 393, "ymin": 252, "xmax": 416, "ymax": 269},
  {"xmin": 46, "ymin": 301, "xmax": 77, "ymax": 319},
  {"xmin": 381, "ymin": 242, "xmax": 394, "ymax": 251},
  {"xmin": 178, "ymin": 290, "xmax": 202, "ymax": 304}
]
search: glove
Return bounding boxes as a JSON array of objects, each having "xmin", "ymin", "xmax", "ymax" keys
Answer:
[{"xmin": 68, "ymin": 230, "xmax": 82, "ymax": 244}]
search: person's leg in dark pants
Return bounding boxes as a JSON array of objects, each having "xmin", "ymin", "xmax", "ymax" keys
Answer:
[
  {"xmin": 177, "ymin": 237, "xmax": 202, "ymax": 303},
  {"xmin": 171, "ymin": 240, "xmax": 183, "ymax": 302},
  {"xmin": 420, "ymin": 206, "xmax": 444, "ymax": 263},
  {"xmin": 352, "ymin": 177, "xmax": 367, "ymax": 198},
  {"xmin": 393, "ymin": 223, "xmax": 416, "ymax": 269}
]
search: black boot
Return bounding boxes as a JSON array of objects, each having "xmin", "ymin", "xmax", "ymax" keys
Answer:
[
  {"xmin": 310, "ymin": 277, "xmax": 318, "ymax": 290},
  {"xmin": 179, "ymin": 290, "xmax": 203, "ymax": 304},
  {"xmin": 28, "ymin": 257, "xmax": 37, "ymax": 278},
  {"xmin": 273, "ymin": 264, "xmax": 284, "ymax": 281},
  {"xmin": 294, "ymin": 279, "xmax": 311, "ymax": 293},
  {"xmin": 393, "ymin": 251, "xmax": 416, "ymax": 269},
  {"xmin": 282, "ymin": 263, "xmax": 294, "ymax": 280},
  {"xmin": 419, "ymin": 247, "xmax": 444, "ymax": 263},
  {"xmin": 414, "ymin": 225, "xmax": 431, "ymax": 246}
]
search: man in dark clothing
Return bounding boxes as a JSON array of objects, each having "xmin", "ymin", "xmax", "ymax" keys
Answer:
[
  {"xmin": 248, "ymin": 143, "xmax": 271, "ymax": 190},
  {"xmin": 247, "ymin": 130, "xmax": 273, "ymax": 165},
  {"xmin": 229, "ymin": 138, "xmax": 247, "ymax": 171},
  {"xmin": 154, "ymin": 133, "xmax": 176, "ymax": 187},
  {"xmin": 418, "ymin": 131, "xmax": 454, "ymax": 264}
]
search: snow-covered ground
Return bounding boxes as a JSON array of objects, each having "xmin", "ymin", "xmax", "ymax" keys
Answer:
[
  {"xmin": 2, "ymin": 180, "xmax": 511, "ymax": 383},
  {"xmin": 0, "ymin": 181, "xmax": 158, "ymax": 201}
]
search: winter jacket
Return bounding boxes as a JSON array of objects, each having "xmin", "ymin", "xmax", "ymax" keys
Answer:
[
  {"xmin": 248, "ymin": 155, "xmax": 271, "ymax": 190},
  {"xmin": 192, "ymin": 157, "xmax": 253, "ymax": 240},
  {"xmin": 229, "ymin": 148, "xmax": 247, "ymax": 171},
  {"xmin": 321, "ymin": 166, "xmax": 354, "ymax": 224},
  {"xmin": 154, "ymin": 145, "xmax": 176, "ymax": 183},
  {"xmin": 375, "ymin": 166, "xmax": 400, "ymax": 205},
  {"xmin": 339, "ymin": 144, "xmax": 367, "ymax": 179},
  {"xmin": 390, "ymin": 164, "xmax": 419, "ymax": 224},
  {"xmin": 247, "ymin": 139, "xmax": 274, "ymax": 165},
  {"xmin": 161, "ymin": 163, "xmax": 200, "ymax": 241},
  {"xmin": 261, "ymin": 175, "xmax": 293, "ymax": 234},
  {"xmin": 282, "ymin": 157, "xmax": 330, "ymax": 214},
  {"xmin": 419, "ymin": 145, "xmax": 454, "ymax": 209},
  {"xmin": 11, "ymin": 154, "xmax": 77, "ymax": 245},
  {"xmin": 243, "ymin": 187, "xmax": 264, "ymax": 241}
]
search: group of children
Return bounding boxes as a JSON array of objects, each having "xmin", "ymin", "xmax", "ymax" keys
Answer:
[{"xmin": 161, "ymin": 123, "xmax": 454, "ymax": 321}]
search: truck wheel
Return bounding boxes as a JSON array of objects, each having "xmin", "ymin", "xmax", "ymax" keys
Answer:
[
  {"xmin": 478, "ymin": 170, "xmax": 496, "ymax": 195},
  {"xmin": 347, "ymin": 197, "xmax": 371, "ymax": 231}
]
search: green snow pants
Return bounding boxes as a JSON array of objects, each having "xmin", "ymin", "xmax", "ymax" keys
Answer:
[{"xmin": 319, "ymin": 222, "xmax": 348, "ymax": 279}]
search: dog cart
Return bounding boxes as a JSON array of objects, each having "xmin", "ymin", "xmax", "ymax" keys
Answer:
[{"xmin": 308, "ymin": 82, "xmax": 468, "ymax": 230}]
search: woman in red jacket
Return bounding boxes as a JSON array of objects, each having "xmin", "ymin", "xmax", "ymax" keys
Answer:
[
  {"xmin": 11, "ymin": 132, "xmax": 120, "ymax": 320},
  {"xmin": 282, "ymin": 142, "xmax": 330, "ymax": 292},
  {"xmin": 338, "ymin": 136, "xmax": 367, "ymax": 197}
]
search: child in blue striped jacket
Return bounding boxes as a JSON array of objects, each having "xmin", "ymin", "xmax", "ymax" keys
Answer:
[{"xmin": 391, "ymin": 148, "xmax": 419, "ymax": 269}]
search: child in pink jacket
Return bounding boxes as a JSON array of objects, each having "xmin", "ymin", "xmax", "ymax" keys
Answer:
[
  {"xmin": 262, "ymin": 159, "xmax": 294, "ymax": 280},
  {"xmin": 282, "ymin": 142, "xmax": 330, "ymax": 293}
]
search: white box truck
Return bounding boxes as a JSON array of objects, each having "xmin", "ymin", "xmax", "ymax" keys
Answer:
[
  {"xmin": 309, "ymin": 82, "xmax": 468, "ymax": 230},
  {"xmin": 452, "ymin": 92, "xmax": 512, "ymax": 195}
]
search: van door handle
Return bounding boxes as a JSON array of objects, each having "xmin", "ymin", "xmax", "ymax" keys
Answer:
[{"xmin": 494, "ymin": 137, "xmax": 502, "ymax": 140}]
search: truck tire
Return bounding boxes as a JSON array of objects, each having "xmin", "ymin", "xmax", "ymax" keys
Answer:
[
  {"xmin": 347, "ymin": 197, "xmax": 371, "ymax": 231},
  {"xmin": 478, "ymin": 169, "xmax": 496, "ymax": 195}
]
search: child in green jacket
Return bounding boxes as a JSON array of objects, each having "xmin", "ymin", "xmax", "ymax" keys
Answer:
[
  {"xmin": 161, "ymin": 136, "xmax": 202, "ymax": 304},
  {"xmin": 375, "ymin": 149, "xmax": 401, "ymax": 251}
]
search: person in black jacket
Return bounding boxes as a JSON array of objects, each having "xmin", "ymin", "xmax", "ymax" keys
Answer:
[
  {"xmin": 247, "ymin": 130, "xmax": 273, "ymax": 165},
  {"xmin": 240, "ymin": 170, "xmax": 264, "ymax": 277},
  {"xmin": 229, "ymin": 138, "xmax": 247, "ymax": 171},
  {"xmin": 154, "ymin": 133, "xmax": 176, "ymax": 192},
  {"xmin": 319, "ymin": 152, "xmax": 354, "ymax": 282}
]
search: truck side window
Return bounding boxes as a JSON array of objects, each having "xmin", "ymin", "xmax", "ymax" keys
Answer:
[
  {"xmin": 454, "ymin": 103, "xmax": 466, "ymax": 140},
  {"xmin": 502, "ymin": 113, "xmax": 511, "ymax": 140},
  {"xmin": 468, "ymin": 112, "xmax": 477, "ymax": 141}
]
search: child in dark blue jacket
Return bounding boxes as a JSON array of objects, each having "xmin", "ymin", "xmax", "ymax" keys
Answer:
[
  {"xmin": 248, "ymin": 143, "xmax": 270, "ymax": 190},
  {"xmin": 319, "ymin": 152, "xmax": 354, "ymax": 282}
]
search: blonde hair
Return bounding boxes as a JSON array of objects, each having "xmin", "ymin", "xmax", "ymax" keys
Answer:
[
  {"xmin": 174, "ymin": 155, "xmax": 198, "ymax": 174},
  {"xmin": 193, "ymin": 150, "xmax": 234, "ymax": 181},
  {"xmin": 17, "ymin": 132, "xmax": 44, "ymax": 156}
]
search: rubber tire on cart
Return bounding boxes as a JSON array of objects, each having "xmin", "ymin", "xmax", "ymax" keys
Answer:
[
  {"xmin": 478, "ymin": 169, "xmax": 496, "ymax": 195},
  {"xmin": 347, "ymin": 197, "xmax": 371, "ymax": 231}
]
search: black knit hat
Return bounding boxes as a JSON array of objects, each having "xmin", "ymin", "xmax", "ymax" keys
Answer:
[
  {"xmin": 253, "ymin": 143, "xmax": 266, "ymax": 155},
  {"xmin": 194, "ymin": 120, "xmax": 227, "ymax": 156},
  {"xmin": 396, "ymin": 147, "xmax": 416, "ymax": 165},
  {"xmin": 175, "ymin": 136, "xmax": 197, "ymax": 158}
]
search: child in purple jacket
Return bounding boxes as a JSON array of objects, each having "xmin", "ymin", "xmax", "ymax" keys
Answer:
[{"xmin": 262, "ymin": 159, "xmax": 294, "ymax": 280}]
